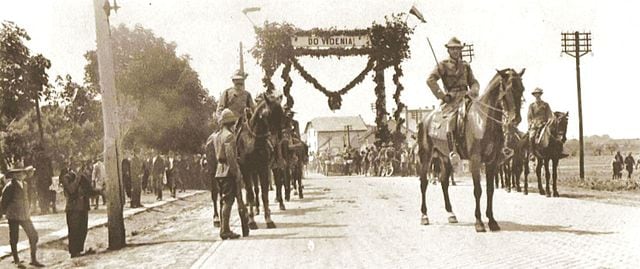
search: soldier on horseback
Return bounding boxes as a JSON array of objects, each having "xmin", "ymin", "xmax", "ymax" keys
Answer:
[
  {"xmin": 216, "ymin": 70, "xmax": 255, "ymax": 121},
  {"xmin": 527, "ymin": 87, "xmax": 552, "ymax": 157},
  {"xmin": 427, "ymin": 37, "xmax": 480, "ymax": 159}
]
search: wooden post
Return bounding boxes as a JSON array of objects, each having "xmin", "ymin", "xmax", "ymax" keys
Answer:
[
  {"xmin": 92, "ymin": 0, "xmax": 126, "ymax": 249},
  {"xmin": 574, "ymin": 32, "xmax": 585, "ymax": 180}
]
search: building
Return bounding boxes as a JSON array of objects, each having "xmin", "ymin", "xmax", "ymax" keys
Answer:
[{"xmin": 304, "ymin": 116, "xmax": 369, "ymax": 156}]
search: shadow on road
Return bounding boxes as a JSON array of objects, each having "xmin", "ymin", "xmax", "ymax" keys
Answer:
[
  {"xmin": 274, "ymin": 222, "xmax": 346, "ymax": 229},
  {"xmin": 240, "ymin": 232, "xmax": 346, "ymax": 241},
  {"xmin": 488, "ymin": 221, "xmax": 614, "ymax": 235},
  {"xmin": 273, "ymin": 206, "xmax": 326, "ymax": 216},
  {"xmin": 125, "ymin": 238, "xmax": 216, "ymax": 248}
]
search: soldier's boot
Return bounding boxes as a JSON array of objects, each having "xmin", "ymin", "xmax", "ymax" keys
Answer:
[{"xmin": 220, "ymin": 201, "xmax": 239, "ymax": 240}]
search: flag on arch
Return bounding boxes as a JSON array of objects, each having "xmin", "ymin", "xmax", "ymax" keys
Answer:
[{"xmin": 409, "ymin": 4, "xmax": 426, "ymax": 23}]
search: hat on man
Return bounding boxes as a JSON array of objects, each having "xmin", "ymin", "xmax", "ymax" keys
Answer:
[
  {"xmin": 218, "ymin": 108, "xmax": 238, "ymax": 125},
  {"xmin": 532, "ymin": 87, "xmax": 544, "ymax": 96},
  {"xmin": 231, "ymin": 69, "xmax": 247, "ymax": 81},
  {"xmin": 445, "ymin": 37, "xmax": 464, "ymax": 48}
]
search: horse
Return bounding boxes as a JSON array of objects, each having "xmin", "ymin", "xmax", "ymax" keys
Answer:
[
  {"xmin": 290, "ymin": 142, "xmax": 308, "ymax": 199},
  {"xmin": 503, "ymin": 126, "xmax": 530, "ymax": 193},
  {"xmin": 271, "ymin": 130, "xmax": 292, "ymax": 210},
  {"xmin": 417, "ymin": 68, "xmax": 525, "ymax": 232},
  {"xmin": 235, "ymin": 92, "xmax": 284, "ymax": 229},
  {"xmin": 530, "ymin": 111, "xmax": 569, "ymax": 197}
]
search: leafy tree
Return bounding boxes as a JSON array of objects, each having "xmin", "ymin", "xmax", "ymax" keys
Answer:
[{"xmin": 84, "ymin": 24, "xmax": 216, "ymax": 153}]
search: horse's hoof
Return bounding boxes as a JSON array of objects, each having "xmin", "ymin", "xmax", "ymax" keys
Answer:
[
  {"xmin": 553, "ymin": 191, "xmax": 559, "ymax": 197},
  {"xmin": 545, "ymin": 192, "xmax": 551, "ymax": 198},
  {"xmin": 266, "ymin": 221, "xmax": 276, "ymax": 229},
  {"xmin": 279, "ymin": 204, "xmax": 286, "ymax": 211},
  {"xmin": 488, "ymin": 220, "xmax": 501, "ymax": 232},
  {"xmin": 475, "ymin": 221, "xmax": 486, "ymax": 232},
  {"xmin": 293, "ymin": 190, "xmax": 298, "ymax": 195},
  {"xmin": 451, "ymin": 182, "xmax": 457, "ymax": 186},
  {"xmin": 421, "ymin": 216, "xmax": 430, "ymax": 225},
  {"xmin": 213, "ymin": 220, "xmax": 220, "ymax": 228},
  {"xmin": 249, "ymin": 222, "xmax": 258, "ymax": 230},
  {"xmin": 539, "ymin": 190, "xmax": 545, "ymax": 195},
  {"xmin": 506, "ymin": 189, "xmax": 511, "ymax": 193},
  {"xmin": 448, "ymin": 215, "xmax": 458, "ymax": 224},
  {"xmin": 523, "ymin": 190, "xmax": 528, "ymax": 195}
]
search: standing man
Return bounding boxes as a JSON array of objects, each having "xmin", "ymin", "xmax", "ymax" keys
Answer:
[
  {"xmin": 0, "ymin": 166, "xmax": 45, "ymax": 267},
  {"xmin": 130, "ymin": 149, "xmax": 143, "ymax": 208},
  {"xmin": 61, "ymin": 160, "xmax": 92, "ymax": 258},
  {"xmin": 91, "ymin": 156, "xmax": 106, "ymax": 210},
  {"xmin": 527, "ymin": 88, "xmax": 553, "ymax": 157},
  {"xmin": 151, "ymin": 151, "xmax": 166, "ymax": 201},
  {"xmin": 121, "ymin": 152, "xmax": 132, "ymax": 201},
  {"xmin": 624, "ymin": 153, "xmax": 635, "ymax": 179},
  {"xmin": 216, "ymin": 70, "xmax": 255, "ymax": 121},
  {"xmin": 213, "ymin": 109, "xmax": 245, "ymax": 240},
  {"xmin": 427, "ymin": 37, "xmax": 480, "ymax": 159}
]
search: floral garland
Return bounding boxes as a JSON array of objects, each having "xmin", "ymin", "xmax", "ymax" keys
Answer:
[
  {"xmin": 392, "ymin": 63, "xmax": 405, "ymax": 132},
  {"xmin": 373, "ymin": 59, "xmax": 390, "ymax": 146},
  {"xmin": 281, "ymin": 61, "xmax": 293, "ymax": 108},
  {"xmin": 290, "ymin": 57, "xmax": 374, "ymax": 110}
]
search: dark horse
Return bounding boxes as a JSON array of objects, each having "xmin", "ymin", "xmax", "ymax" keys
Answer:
[
  {"xmin": 418, "ymin": 68, "xmax": 525, "ymax": 232},
  {"xmin": 502, "ymin": 126, "xmax": 531, "ymax": 193},
  {"xmin": 528, "ymin": 111, "xmax": 568, "ymax": 197},
  {"xmin": 235, "ymin": 93, "xmax": 284, "ymax": 229}
]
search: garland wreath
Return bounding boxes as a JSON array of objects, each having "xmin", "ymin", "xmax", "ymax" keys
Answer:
[{"xmin": 252, "ymin": 14, "xmax": 413, "ymax": 143}]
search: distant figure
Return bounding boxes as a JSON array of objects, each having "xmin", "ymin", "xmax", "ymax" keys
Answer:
[
  {"xmin": 624, "ymin": 153, "xmax": 635, "ymax": 179},
  {"xmin": 130, "ymin": 149, "xmax": 143, "ymax": 208},
  {"xmin": 91, "ymin": 158, "xmax": 106, "ymax": 209},
  {"xmin": 612, "ymin": 151, "xmax": 624, "ymax": 179},
  {"xmin": 62, "ymin": 160, "xmax": 92, "ymax": 258}
]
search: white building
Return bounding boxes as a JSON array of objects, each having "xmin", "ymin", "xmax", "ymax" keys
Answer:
[{"xmin": 304, "ymin": 116, "xmax": 368, "ymax": 156}]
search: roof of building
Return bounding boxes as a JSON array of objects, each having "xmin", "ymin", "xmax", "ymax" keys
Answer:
[{"xmin": 304, "ymin": 116, "xmax": 368, "ymax": 134}]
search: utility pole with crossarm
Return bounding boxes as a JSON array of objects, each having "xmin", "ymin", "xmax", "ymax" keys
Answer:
[{"xmin": 562, "ymin": 31, "xmax": 592, "ymax": 180}]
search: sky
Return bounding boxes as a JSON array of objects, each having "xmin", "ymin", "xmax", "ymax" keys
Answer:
[{"xmin": 1, "ymin": 0, "xmax": 638, "ymax": 139}]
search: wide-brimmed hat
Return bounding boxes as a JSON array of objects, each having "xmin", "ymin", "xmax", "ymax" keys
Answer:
[
  {"xmin": 445, "ymin": 37, "xmax": 464, "ymax": 48},
  {"xmin": 531, "ymin": 87, "xmax": 544, "ymax": 96},
  {"xmin": 231, "ymin": 70, "xmax": 247, "ymax": 81},
  {"xmin": 218, "ymin": 108, "xmax": 238, "ymax": 125}
]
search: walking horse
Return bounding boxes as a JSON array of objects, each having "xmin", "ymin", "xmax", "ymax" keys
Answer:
[
  {"xmin": 417, "ymin": 68, "xmax": 525, "ymax": 232},
  {"xmin": 529, "ymin": 111, "xmax": 568, "ymax": 197}
]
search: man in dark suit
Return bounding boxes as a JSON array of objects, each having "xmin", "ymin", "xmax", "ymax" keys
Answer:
[
  {"xmin": 0, "ymin": 166, "xmax": 45, "ymax": 267},
  {"xmin": 121, "ymin": 153, "xmax": 132, "ymax": 200},
  {"xmin": 61, "ymin": 160, "xmax": 92, "ymax": 258},
  {"xmin": 141, "ymin": 150, "xmax": 151, "ymax": 194},
  {"xmin": 130, "ymin": 149, "xmax": 143, "ymax": 208},
  {"xmin": 151, "ymin": 152, "xmax": 166, "ymax": 201}
]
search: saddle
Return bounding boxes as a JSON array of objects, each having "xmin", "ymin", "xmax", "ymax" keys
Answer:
[{"xmin": 427, "ymin": 99, "xmax": 471, "ymax": 159}]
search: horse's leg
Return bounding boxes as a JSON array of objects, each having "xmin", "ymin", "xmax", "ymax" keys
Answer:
[
  {"xmin": 253, "ymin": 173, "xmax": 260, "ymax": 216},
  {"xmin": 536, "ymin": 157, "xmax": 545, "ymax": 195},
  {"xmin": 297, "ymin": 166, "xmax": 304, "ymax": 199},
  {"xmin": 419, "ymin": 148, "xmax": 432, "ymax": 225},
  {"xmin": 260, "ymin": 167, "xmax": 276, "ymax": 228},
  {"xmin": 441, "ymin": 159, "xmax": 457, "ymax": 223},
  {"xmin": 524, "ymin": 156, "xmax": 530, "ymax": 195},
  {"xmin": 552, "ymin": 158, "xmax": 560, "ymax": 197},
  {"xmin": 544, "ymin": 158, "xmax": 551, "ymax": 197},
  {"xmin": 470, "ymin": 154, "xmax": 486, "ymax": 232},
  {"xmin": 244, "ymin": 172, "xmax": 258, "ymax": 230},
  {"xmin": 284, "ymin": 166, "xmax": 291, "ymax": 202},
  {"xmin": 273, "ymin": 168, "xmax": 286, "ymax": 210},
  {"xmin": 505, "ymin": 163, "xmax": 511, "ymax": 193},
  {"xmin": 485, "ymin": 162, "xmax": 500, "ymax": 231}
]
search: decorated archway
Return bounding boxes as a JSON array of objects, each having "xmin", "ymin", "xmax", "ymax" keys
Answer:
[{"xmin": 251, "ymin": 14, "xmax": 413, "ymax": 145}]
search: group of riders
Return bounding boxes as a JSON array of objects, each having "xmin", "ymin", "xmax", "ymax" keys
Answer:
[{"xmin": 206, "ymin": 37, "xmax": 571, "ymax": 238}]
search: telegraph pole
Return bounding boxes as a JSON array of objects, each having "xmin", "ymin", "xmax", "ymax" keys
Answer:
[
  {"xmin": 462, "ymin": 43, "xmax": 475, "ymax": 63},
  {"xmin": 562, "ymin": 31, "xmax": 592, "ymax": 180},
  {"xmin": 93, "ymin": 0, "xmax": 126, "ymax": 249}
]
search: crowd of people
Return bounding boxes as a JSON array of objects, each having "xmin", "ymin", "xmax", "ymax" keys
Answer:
[{"xmin": 612, "ymin": 151, "xmax": 639, "ymax": 179}]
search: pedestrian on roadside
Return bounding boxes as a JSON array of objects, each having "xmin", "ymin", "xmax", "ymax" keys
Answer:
[
  {"xmin": 0, "ymin": 165, "xmax": 45, "ymax": 267},
  {"xmin": 61, "ymin": 159, "xmax": 93, "ymax": 258},
  {"xmin": 624, "ymin": 153, "xmax": 635, "ymax": 179},
  {"xmin": 130, "ymin": 148, "xmax": 143, "ymax": 208},
  {"xmin": 91, "ymin": 156, "xmax": 106, "ymax": 209},
  {"xmin": 151, "ymin": 151, "xmax": 166, "ymax": 201}
]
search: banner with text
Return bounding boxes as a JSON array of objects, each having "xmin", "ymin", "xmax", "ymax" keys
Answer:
[{"xmin": 291, "ymin": 35, "xmax": 371, "ymax": 49}]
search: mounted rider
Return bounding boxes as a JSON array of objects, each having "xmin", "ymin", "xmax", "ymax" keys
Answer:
[
  {"xmin": 527, "ymin": 87, "xmax": 553, "ymax": 157},
  {"xmin": 216, "ymin": 70, "xmax": 256, "ymax": 122},
  {"xmin": 427, "ymin": 37, "xmax": 480, "ymax": 159}
]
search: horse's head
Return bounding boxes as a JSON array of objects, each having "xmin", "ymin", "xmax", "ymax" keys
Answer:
[
  {"xmin": 551, "ymin": 111, "xmax": 569, "ymax": 143},
  {"xmin": 496, "ymin": 68, "xmax": 526, "ymax": 127}
]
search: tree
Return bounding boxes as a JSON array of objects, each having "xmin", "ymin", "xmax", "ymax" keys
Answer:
[{"xmin": 84, "ymin": 24, "xmax": 215, "ymax": 153}]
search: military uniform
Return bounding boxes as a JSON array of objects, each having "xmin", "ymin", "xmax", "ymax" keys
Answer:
[
  {"xmin": 427, "ymin": 38, "xmax": 480, "ymax": 114},
  {"xmin": 527, "ymin": 88, "xmax": 553, "ymax": 147},
  {"xmin": 216, "ymin": 70, "xmax": 255, "ymax": 121},
  {"xmin": 212, "ymin": 108, "xmax": 249, "ymax": 239}
]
